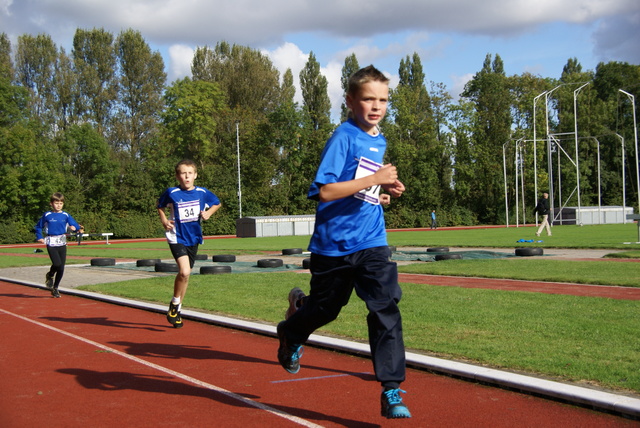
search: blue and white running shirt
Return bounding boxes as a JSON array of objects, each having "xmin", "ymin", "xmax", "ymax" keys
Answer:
[
  {"xmin": 157, "ymin": 186, "xmax": 220, "ymax": 246},
  {"xmin": 34, "ymin": 211, "xmax": 80, "ymax": 247},
  {"xmin": 307, "ymin": 119, "xmax": 388, "ymax": 256}
]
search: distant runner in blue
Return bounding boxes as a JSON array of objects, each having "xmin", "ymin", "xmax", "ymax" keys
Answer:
[
  {"xmin": 157, "ymin": 159, "xmax": 221, "ymax": 328},
  {"xmin": 34, "ymin": 192, "xmax": 81, "ymax": 298}
]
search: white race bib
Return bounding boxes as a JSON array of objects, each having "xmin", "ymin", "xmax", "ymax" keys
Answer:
[
  {"xmin": 46, "ymin": 234, "xmax": 67, "ymax": 247},
  {"xmin": 176, "ymin": 200, "xmax": 201, "ymax": 223},
  {"xmin": 354, "ymin": 156, "xmax": 382, "ymax": 205}
]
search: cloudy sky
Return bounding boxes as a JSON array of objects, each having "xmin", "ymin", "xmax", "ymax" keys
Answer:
[{"xmin": 2, "ymin": 0, "xmax": 639, "ymax": 121}]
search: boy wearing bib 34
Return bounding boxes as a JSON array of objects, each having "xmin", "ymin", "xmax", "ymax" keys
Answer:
[
  {"xmin": 157, "ymin": 160, "xmax": 221, "ymax": 328},
  {"xmin": 276, "ymin": 65, "xmax": 411, "ymax": 419}
]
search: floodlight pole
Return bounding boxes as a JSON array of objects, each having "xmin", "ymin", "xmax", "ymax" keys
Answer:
[
  {"xmin": 533, "ymin": 91, "xmax": 548, "ymax": 225},
  {"xmin": 573, "ymin": 82, "xmax": 590, "ymax": 225},
  {"xmin": 236, "ymin": 122, "xmax": 243, "ymax": 219},
  {"xmin": 619, "ymin": 90, "xmax": 640, "ymax": 217},
  {"xmin": 503, "ymin": 141, "xmax": 509, "ymax": 227},
  {"xmin": 614, "ymin": 133, "xmax": 626, "ymax": 223}
]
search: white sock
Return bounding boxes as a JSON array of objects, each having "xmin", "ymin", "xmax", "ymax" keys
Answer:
[{"xmin": 171, "ymin": 297, "xmax": 181, "ymax": 305}]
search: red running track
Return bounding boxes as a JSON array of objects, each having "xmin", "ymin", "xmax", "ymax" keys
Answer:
[
  {"xmin": 1, "ymin": 281, "xmax": 637, "ymax": 428},
  {"xmin": 398, "ymin": 274, "xmax": 640, "ymax": 300}
]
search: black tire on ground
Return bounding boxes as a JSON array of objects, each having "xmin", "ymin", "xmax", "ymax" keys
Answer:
[
  {"xmin": 212, "ymin": 254, "xmax": 236, "ymax": 263},
  {"xmin": 302, "ymin": 257, "xmax": 311, "ymax": 269},
  {"xmin": 515, "ymin": 247, "xmax": 544, "ymax": 257},
  {"xmin": 282, "ymin": 248, "xmax": 303, "ymax": 255},
  {"xmin": 194, "ymin": 254, "xmax": 208, "ymax": 261},
  {"xmin": 200, "ymin": 265, "xmax": 232, "ymax": 274},
  {"xmin": 90, "ymin": 258, "xmax": 116, "ymax": 266},
  {"xmin": 155, "ymin": 262, "xmax": 179, "ymax": 272},
  {"xmin": 427, "ymin": 247, "xmax": 449, "ymax": 253},
  {"xmin": 257, "ymin": 258, "xmax": 284, "ymax": 268},
  {"xmin": 136, "ymin": 259, "xmax": 161, "ymax": 267},
  {"xmin": 435, "ymin": 254, "xmax": 462, "ymax": 261}
]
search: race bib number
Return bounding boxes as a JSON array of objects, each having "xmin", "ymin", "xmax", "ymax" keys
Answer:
[
  {"xmin": 176, "ymin": 200, "xmax": 201, "ymax": 223},
  {"xmin": 354, "ymin": 157, "xmax": 382, "ymax": 205},
  {"xmin": 46, "ymin": 234, "xmax": 67, "ymax": 247}
]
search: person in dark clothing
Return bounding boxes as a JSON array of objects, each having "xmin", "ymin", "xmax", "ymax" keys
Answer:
[{"xmin": 533, "ymin": 192, "xmax": 551, "ymax": 237}]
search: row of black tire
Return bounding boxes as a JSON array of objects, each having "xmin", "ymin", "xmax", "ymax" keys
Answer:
[
  {"xmin": 88, "ymin": 247, "xmax": 543, "ymax": 273},
  {"xmin": 89, "ymin": 253, "xmax": 312, "ymax": 274},
  {"xmin": 417, "ymin": 247, "xmax": 544, "ymax": 260}
]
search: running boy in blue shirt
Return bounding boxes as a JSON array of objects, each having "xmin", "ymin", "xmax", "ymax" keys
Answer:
[
  {"xmin": 35, "ymin": 192, "xmax": 82, "ymax": 298},
  {"xmin": 157, "ymin": 159, "xmax": 221, "ymax": 328},
  {"xmin": 276, "ymin": 65, "xmax": 411, "ymax": 419}
]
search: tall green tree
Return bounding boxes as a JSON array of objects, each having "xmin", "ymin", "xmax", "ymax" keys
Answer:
[
  {"xmin": 113, "ymin": 29, "xmax": 166, "ymax": 158},
  {"xmin": 192, "ymin": 41, "xmax": 280, "ymax": 116},
  {"xmin": 461, "ymin": 53, "xmax": 513, "ymax": 223},
  {"xmin": 57, "ymin": 123, "xmax": 119, "ymax": 212},
  {"xmin": 299, "ymin": 52, "xmax": 331, "ymax": 131},
  {"xmin": 0, "ymin": 33, "xmax": 14, "ymax": 81},
  {"xmin": 52, "ymin": 48, "xmax": 78, "ymax": 132},
  {"xmin": 14, "ymin": 34, "xmax": 58, "ymax": 125},
  {"xmin": 72, "ymin": 28, "xmax": 118, "ymax": 136},
  {"xmin": 553, "ymin": 58, "xmax": 598, "ymax": 207},
  {"xmin": 296, "ymin": 52, "xmax": 332, "ymax": 214},
  {"xmin": 385, "ymin": 53, "xmax": 441, "ymax": 226},
  {"xmin": 340, "ymin": 53, "xmax": 360, "ymax": 122},
  {"xmin": 162, "ymin": 77, "xmax": 227, "ymax": 162},
  {"xmin": 593, "ymin": 61, "xmax": 640, "ymax": 207}
]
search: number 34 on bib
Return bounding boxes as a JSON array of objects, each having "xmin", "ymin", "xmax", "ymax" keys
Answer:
[{"xmin": 354, "ymin": 157, "xmax": 382, "ymax": 205}]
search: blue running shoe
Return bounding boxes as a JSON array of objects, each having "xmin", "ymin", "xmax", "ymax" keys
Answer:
[
  {"xmin": 381, "ymin": 388, "xmax": 411, "ymax": 419},
  {"xmin": 277, "ymin": 321, "xmax": 303, "ymax": 374},
  {"xmin": 167, "ymin": 302, "xmax": 183, "ymax": 328}
]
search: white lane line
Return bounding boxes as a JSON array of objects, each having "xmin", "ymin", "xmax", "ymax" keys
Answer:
[
  {"xmin": 2, "ymin": 309, "xmax": 324, "ymax": 428},
  {"xmin": 272, "ymin": 372, "xmax": 372, "ymax": 384}
]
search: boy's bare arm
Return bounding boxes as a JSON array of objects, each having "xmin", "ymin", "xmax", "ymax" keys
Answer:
[
  {"xmin": 157, "ymin": 207, "xmax": 174, "ymax": 231},
  {"xmin": 200, "ymin": 203, "xmax": 221, "ymax": 221},
  {"xmin": 382, "ymin": 179, "xmax": 405, "ymax": 198},
  {"xmin": 318, "ymin": 164, "xmax": 399, "ymax": 202}
]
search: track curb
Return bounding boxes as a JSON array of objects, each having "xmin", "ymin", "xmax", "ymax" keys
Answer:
[{"xmin": 3, "ymin": 276, "xmax": 639, "ymax": 420}]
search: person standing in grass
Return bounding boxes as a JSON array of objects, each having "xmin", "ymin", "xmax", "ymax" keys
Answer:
[
  {"xmin": 534, "ymin": 192, "xmax": 552, "ymax": 237},
  {"xmin": 157, "ymin": 159, "xmax": 221, "ymax": 329},
  {"xmin": 430, "ymin": 210, "xmax": 437, "ymax": 229},
  {"xmin": 34, "ymin": 192, "xmax": 82, "ymax": 298},
  {"xmin": 276, "ymin": 65, "xmax": 411, "ymax": 419}
]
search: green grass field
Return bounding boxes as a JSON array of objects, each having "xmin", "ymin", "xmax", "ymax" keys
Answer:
[{"xmin": 2, "ymin": 223, "xmax": 639, "ymax": 394}]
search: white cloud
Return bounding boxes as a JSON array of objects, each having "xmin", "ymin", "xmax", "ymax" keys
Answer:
[
  {"xmin": 450, "ymin": 73, "xmax": 474, "ymax": 99},
  {"xmin": 2, "ymin": 0, "xmax": 637, "ymax": 123},
  {"xmin": 4, "ymin": 0, "xmax": 638, "ymax": 46},
  {"xmin": 262, "ymin": 42, "xmax": 309, "ymax": 105},
  {"xmin": 167, "ymin": 44, "xmax": 194, "ymax": 84},
  {"xmin": 592, "ymin": 11, "xmax": 640, "ymax": 64}
]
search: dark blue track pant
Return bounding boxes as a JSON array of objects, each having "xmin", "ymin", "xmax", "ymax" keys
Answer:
[{"xmin": 280, "ymin": 245, "xmax": 406, "ymax": 388}]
